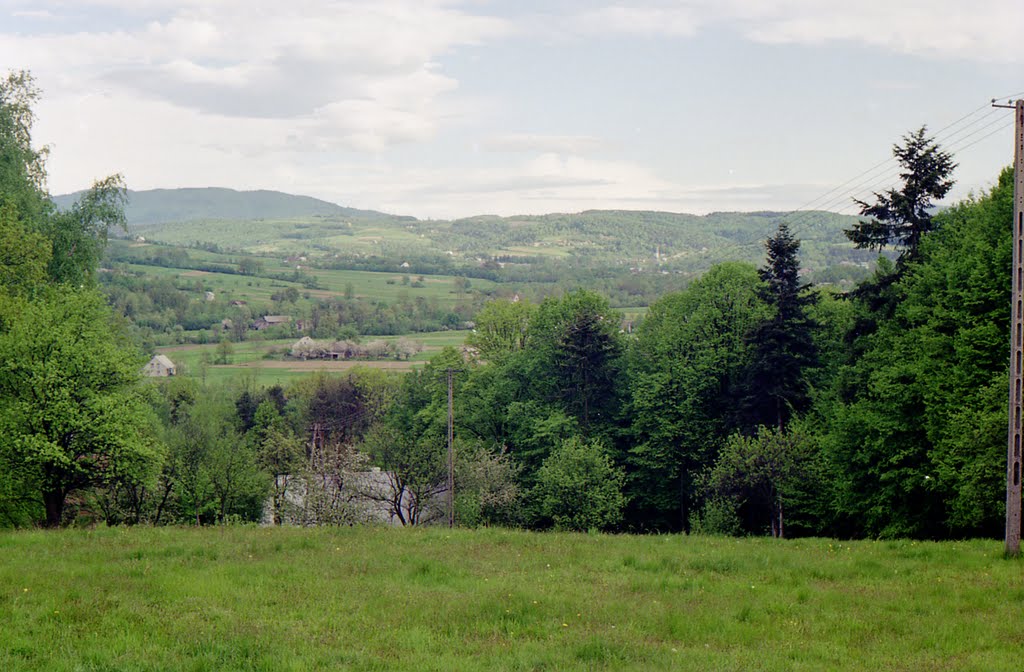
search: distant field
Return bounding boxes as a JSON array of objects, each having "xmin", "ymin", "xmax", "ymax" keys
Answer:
[
  {"xmin": 119, "ymin": 253, "xmax": 492, "ymax": 309},
  {"xmin": 0, "ymin": 526, "xmax": 1019, "ymax": 671},
  {"xmin": 155, "ymin": 331, "xmax": 468, "ymax": 385}
]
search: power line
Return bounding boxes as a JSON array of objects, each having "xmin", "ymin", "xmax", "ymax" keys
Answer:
[
  {"xmin": 687, "ymin": 96, "xmax": 1018, "ymax": 263},
  {"xmin": 783, "ymin": 106, "xmax": 1008, "ymax": 234},
  {"xmin": 784, "ymin": 102, "xmax": 1002, "ymax": 222}
]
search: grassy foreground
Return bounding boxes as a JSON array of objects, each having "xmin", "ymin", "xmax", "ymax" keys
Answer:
[{"xmin": 0, "ymin": 526, "xmax": 1020, "ymax": 671}]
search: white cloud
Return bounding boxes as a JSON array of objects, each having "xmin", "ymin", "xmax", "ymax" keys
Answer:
[
  {"xmin": 1, "ymin": 1, "xmax": 509, "ymax": 121},
  {"xmin": 736, "ymin": 0, "xmax": 1022, "ymax": 63},
  {"xmin": 571, "ymin": 1, "xmax": 1023, "ymax": 63}
]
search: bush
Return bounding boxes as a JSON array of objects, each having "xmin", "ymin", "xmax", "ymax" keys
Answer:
[
  {"xmin": 689, "ymin": 498, "xmax": 743, "ymax": 536},
  {"xmin": 530, "ymin": 436, "xmax": 625, "ymax": 532}
]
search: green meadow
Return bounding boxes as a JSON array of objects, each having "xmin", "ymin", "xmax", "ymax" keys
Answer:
[
  {"xmin": 121, "ymin": 259, "xmax": 490, "ymax": 308},
  {"xmin": 156, "ymin": 331, "xmax": 469, "ymax": 386},
  {"xmin": 0, "ymin": 526, "xmax": 1019, "ymax": 671}
]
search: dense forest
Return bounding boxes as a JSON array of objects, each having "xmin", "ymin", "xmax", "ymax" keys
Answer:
[{"xmin": 0, "ymin": 71, "xmax": 1018, "ymax": 540}]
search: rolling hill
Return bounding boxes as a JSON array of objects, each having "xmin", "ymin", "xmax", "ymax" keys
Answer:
[
  {"xmin": 64, "ymin": 186, "xmax": 874, "ymax": 281},
  {"xmin": 52, "ymin": 187, "xmax": 398, "ymax": 226}
]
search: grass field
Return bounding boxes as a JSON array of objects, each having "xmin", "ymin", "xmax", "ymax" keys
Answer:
[
  {"xmin": 156, "ymin": 331, "xmax": 469, "ymax": 386},
  {"xmin": 0, "ymin": 526, "xmax": 1019, "ymax": 671},
  {"xmin": 121, "ymin": 258, "xmax": 491, "ymax": 309}
]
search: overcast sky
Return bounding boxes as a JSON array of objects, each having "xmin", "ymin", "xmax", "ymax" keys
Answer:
[{"xmin": 2, "ymin": 0, "xmax": 1021, "ymax": 219}]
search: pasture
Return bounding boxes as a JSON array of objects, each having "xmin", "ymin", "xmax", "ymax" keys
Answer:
[
  {"xmin": 121, "ymin": 259, "xmax": 491, "ymax": 309},
  {"xmin": 0, "ymin": 526, "xmax": 1019, "ymax": 671},
  {"xmin": 156, "ymin": 331, "xmax": 468, "ymax": 385}
]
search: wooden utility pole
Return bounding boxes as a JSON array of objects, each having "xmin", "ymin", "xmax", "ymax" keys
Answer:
[
  {"xmin": 447, "ymin": 367, "xmax": 455, "ymax": 529},
  {"xmin": 998, "ymin": 98, "xmax": 1024, "ymax": 556}
]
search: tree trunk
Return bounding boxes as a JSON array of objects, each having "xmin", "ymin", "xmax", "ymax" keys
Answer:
[
  {"xmin": 43, "ymin": 489, "xmax": 65, "ymax": 528},
  {"xmin": 770, "ymin": 496, "xmax": 785, "ymax": 539}
]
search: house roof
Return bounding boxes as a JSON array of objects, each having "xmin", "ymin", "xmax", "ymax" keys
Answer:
[{"xmin": 149, "ymin": 354, "xmax": 175, "ymax": 369}]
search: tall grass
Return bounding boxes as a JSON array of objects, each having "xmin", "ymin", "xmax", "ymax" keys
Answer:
[{"xmin": 1, "ymin": 527, "xmax": 1020, "ymax": 671}]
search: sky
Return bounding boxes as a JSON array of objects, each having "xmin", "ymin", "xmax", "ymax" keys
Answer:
[{"xmin": 1, "ymin": 0, "xmax": 1021, "ymax": 219}]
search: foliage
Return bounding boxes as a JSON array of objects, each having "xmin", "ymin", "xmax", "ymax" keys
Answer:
[
  {"xmin": 0, "ymin": 288, "xmax": 161, "ymax": 526},
  {"xmin": 43, "ymin": 174, "xmax": 127, "ymax": 286},
  {"xmin": 0, "ymin": 71, "xmax": 48, "ymax": 225},
  {"xmin": 845, "ymin": 126, "xmax": 956, "ymax": 266},
  {"xmin": 465, "ymin": 297, "xmax": 535, "ymax": 361},
  {"xmin": 357, "ymin": 423, "xmax": 445, "ymax": 526},
  {"xmin": 823, "ymin": 168, "xmax": 1014, "ymax": 538},
  {"xmin": 454, "ymin": 442, "xmax": 521, "ymax": 527},
  {"xmin": 0, "ymin": 202, "xmax": 50, "ymax": 298},
  {"xmin": 626, "ymin": 263, "xmax": 770, "ymax": 530},
  {"xmin": 525, "ymin": 289, "xmax": 624, "ymax": 430},
  {"xmin": 688, "ymin": 497, "xmax": 744, "ymax": 537},
  {"xmin": 738, "ymin": 224, "xmax": 819, "ymax": 431},
  {"xmin": 531, "ymin": 436, "xmax": 626, "ymax": 531},
  {"xmin": 701, "ymin": 427, "xmax": 820, "ymax": 538}
]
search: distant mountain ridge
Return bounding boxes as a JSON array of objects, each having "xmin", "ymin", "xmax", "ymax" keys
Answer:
[
  {"xmin": 56, "ymin": 186, "xmax": 870, "ymax": 278},
  {"xmin": 52, "ymin": 187, "xmax": 395, "ymax": 226}
]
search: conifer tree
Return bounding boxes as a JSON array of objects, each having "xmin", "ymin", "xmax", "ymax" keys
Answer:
[
  {"xmin": 739, "ymin": 224, "xmax": 818, "ymax": 431},
  {"xmin": 845, "ymin": 126, "xmax": 955, "ymax": 267}
]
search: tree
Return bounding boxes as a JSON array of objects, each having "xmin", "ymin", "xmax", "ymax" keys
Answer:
[
  {"xmin": 237, "ymin": 257, "xmax": 263, "ymax": 276},
  {"xmin": 1, "ymin": 71, "xmax": 126, "ymax": 291},
  {"xmin": 0, "ymin": 71, "xmax": 155, "ymax": 527},
  {"xmin": 42, "ymin": 174, "xmax": 127, "ymax": 287},
  {"xmin": 739, "ymin": 224, "xmax": 818, "ymax": 431},
  {"xmin": 0, "ymin": 71, "xmax": 49, "ymax": 226},
  {"xmin": 845, "ymin": 126, "xmax": 956, "ymax": 267},
  {"xmin": 527, "ymin": 290, "xmax": 623, "ymax": 430},
  {"xmin": 824, "ymin": 168, "xmax": 1014, "ymax": 538},
  {"xmin": 626, "ymin": 263, "xmax": 770, "ymax": 530},
  {"xmin": 701, "ymin": 426, "xmax": 818, "ymax": 538},
  {"xmin": 454, "ymin": 442, "xmax": 521, "ymax": 527},
  {"xmin": 531, "ymin": 436, "xmax": 626, "ymax": 531},
  {"xmin": 0, "ymin": 288, "xmax": 160, "ymax": 526},
  {"xmin": 466, "ymin": 298, "xmax": 535, "ymax": 361},
  {"xmin": 216, "ymin": 336, "xmax": 233, "ymax": 364},
  {"xmin": 0, "ymin": 202, "xmax": 50, "ymax": 298},
  {"xmin": 358, "ymin": 423, "xmax": 445, "ymax": 526},
  {"xmin": 252, "ymin": 400, "xmax": 302, "ymax": 525},
  {"xmin": 356, "ymin": 350, "xmax": 466, "ymax": 525}
]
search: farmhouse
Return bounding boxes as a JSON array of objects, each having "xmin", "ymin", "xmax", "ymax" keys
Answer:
[
  {"xmin": 251, "ymin": 315, "xmax": 292, "ymax": 330},
  {"xmin": 142, "ymin": 354, "xmax": 176, "ymax": 377}
]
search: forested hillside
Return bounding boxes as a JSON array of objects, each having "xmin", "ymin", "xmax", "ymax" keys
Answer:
[
  {"xmin": 58, "ymin": 185, "xmax": 874, "ymax": 279},
  {"xmin": 52, "ymin": 187, "xmax": 393, "ymax": 226}
]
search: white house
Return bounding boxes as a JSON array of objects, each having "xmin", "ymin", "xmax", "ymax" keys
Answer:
[{"xmin": 142, "ymin": 354, "xmax": 176, "ymax": 377}]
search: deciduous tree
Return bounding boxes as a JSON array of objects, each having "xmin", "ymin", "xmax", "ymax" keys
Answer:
[{"xmin": 0, "ymin": 288, "xmax": 160, "ymax": 526}]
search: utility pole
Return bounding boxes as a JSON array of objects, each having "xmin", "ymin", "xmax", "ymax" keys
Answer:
[
  {"xmin": 996, "ymin": 97, "xmax": 1024, "ymax": 556},
  {"xmin": 447, "ymin": 367, "xmax": 456, "ymax": 529}
]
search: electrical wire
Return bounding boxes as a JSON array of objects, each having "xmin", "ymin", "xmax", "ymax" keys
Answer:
[{"xmin": 685, "ymin": 95, "xmax": 1018, "ymax": 261}]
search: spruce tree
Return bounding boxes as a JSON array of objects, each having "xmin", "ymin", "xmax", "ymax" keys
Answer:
[
  {"xmin": 845, "ymin": 126, "xmax": 955, "ymax": 268},
  {"xmin": 739, "ymin": 224, "xmax": 818, "ymax": 431}
]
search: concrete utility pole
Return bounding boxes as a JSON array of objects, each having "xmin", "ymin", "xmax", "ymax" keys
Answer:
[
  {"xmin": 997, "ymin": 98, "xmax": 1024, "ymax": 556},
  {"xmin": 447, "ymin": 367, "xmax": 456, "ymax": 529}
]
